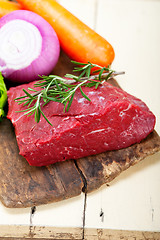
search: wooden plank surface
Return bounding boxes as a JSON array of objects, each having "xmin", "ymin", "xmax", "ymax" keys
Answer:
[
  {"xmin": 0, "ymin": 51, "xmax": 160, "ymax": 208},
  {"xmin": 0, "ymin": 225, "xmax": 160, "ymax": 240}
]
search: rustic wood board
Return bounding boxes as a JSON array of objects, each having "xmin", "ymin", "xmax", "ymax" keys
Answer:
[
  {"xmin": 0, "ymin": 51, "xmax": 160, "ymax": 208},
  {"xmin": 0, "ymin": 225, "xmax": 160, "ymax": 240}
]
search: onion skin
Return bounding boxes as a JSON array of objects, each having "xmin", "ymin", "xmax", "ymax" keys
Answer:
[{"xmin": 0, "ymin": 10, "xmax": 60, "ymax": 83}]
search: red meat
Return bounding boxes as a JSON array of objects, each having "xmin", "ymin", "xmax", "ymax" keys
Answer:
[{"xmin": 7, "ymin": 81, "xmax": 155, "ymax": 166}]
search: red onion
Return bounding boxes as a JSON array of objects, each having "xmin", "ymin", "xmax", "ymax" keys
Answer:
[{"xmin": 0, "ymin": 10, "xmax": 60, "ymax": 83}]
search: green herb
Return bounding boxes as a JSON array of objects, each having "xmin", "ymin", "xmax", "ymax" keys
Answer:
[
  {"xmin": 0, "ymin": 73, "xmax": 7, "ymax": 121},
  {"xmin": 15, "ymin": 61, "xmax": 124, "ymax": 125}
]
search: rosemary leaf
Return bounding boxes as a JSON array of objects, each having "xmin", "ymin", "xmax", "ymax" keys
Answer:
[
  {"xmin": 35, "ymin": 106, "xmax": 41, "ymax": 123},
  {"xmin": 99, "ymin": 68, "xmax": 105, "ymax": 81},
  {"xmin": 95, "ymin": 82, "xmax": 101, "ymax": 89},
  {"xmin": 71, "ymin": 60, "xmax": 85, "ymax": 65},
  {"xmin": 79, "ymin": 86, "xmax": 91, "ymax": 102},
  {"xmin": 66, "ymin": 92, "xmax": 75, "ymax": 112},
  {"xmin": 41, "ymin": 111, "xmax": 52, "ymax": 126},
  {"xmin": 23, "ymin": 89, "xmax": 34, "ymax": 99},
  {"xmin": 28, "ymin": 87, "xmax": 38, "ymax": 92}
]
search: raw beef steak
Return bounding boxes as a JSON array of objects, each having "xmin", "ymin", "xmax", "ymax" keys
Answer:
[{"xmin": 7, "ymin": 81, "xmax": 156, "ymax": 166}]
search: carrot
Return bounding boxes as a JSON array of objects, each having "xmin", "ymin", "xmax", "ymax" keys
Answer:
[
  {"xmin": 0, "ymin": 1, "xmax": 23, "ymax": 18},
  {"xmin": 16, "ymin": 0, "xmax": 115, "ymax": 67}
]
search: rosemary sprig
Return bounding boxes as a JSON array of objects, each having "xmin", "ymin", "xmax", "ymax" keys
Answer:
[{"xmin": 15, "ymin": 61, "xmax": 124, "ymax": 125}]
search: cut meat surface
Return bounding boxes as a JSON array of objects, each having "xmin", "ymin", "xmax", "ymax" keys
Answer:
[{"xmin": 7, "ymin": 81, "xmax": 156, "ymax": 166}]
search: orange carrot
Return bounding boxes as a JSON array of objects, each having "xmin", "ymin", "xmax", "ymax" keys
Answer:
[
  {"xmin": 16, "ymin": 0, "xmax": 115, "ymax": 67},
  {"xmin": 0, "ymin": 1, "xmax": 23, "ymax": 18}
]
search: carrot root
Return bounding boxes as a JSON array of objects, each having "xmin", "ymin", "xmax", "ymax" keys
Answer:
[{"xmin": 0, "ymin": 1, "xmax": 23, "ymax": 18}]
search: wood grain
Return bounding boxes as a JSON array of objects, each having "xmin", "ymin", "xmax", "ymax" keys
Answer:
[
  {"xmin": 0, "ymin": 225, "xmax": 160, "ymax": 240},
  {"xmin": 0, "ymin": 51, "xmax": 160, "ymax": 208}
]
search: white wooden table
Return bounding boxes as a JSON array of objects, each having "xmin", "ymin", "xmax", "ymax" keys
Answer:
[{"xmin": 0, "ymin": 0, "xmax": 160, "ymax": 238}]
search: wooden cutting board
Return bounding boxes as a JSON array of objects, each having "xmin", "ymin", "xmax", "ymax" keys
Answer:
[{"xmin": 0, "ymin": 51, "xmax": 160, "ymax": 208}]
